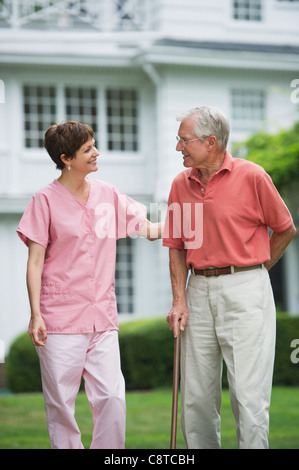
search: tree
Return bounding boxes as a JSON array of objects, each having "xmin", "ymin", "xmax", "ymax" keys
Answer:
[{"xmin": 235, "ymin": 121, "xmax": 299, "ymax": 194}]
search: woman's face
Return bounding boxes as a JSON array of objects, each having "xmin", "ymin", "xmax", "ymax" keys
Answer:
[{"xmin": 69, "ymin": 137, "xmax": 99, "ymax": 175}]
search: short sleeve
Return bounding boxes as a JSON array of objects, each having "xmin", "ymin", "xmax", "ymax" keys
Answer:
[
  {"xmin": 113, "ymin": 187, "xmax": 147, "ymax": 239},
  {"xmin": 162, "ymin": 184, "xmax": 185, "ymax": 250},
  {"xmin": 257, "ymin": 173, "xmax": 293, "ymax": 232},
  {"xmin": 17, "ymin": 193, "xmax": 50, "ymax": 249}
]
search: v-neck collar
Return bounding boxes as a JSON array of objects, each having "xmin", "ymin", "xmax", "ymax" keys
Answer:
[{"xmin": 54, "ymin": 177, "xmax": 92, "ymax": 208}]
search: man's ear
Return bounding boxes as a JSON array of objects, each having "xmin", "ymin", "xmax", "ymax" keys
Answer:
[{"xmin": 207, "ymin": 135, "xmax": 217, "ymax": 149}]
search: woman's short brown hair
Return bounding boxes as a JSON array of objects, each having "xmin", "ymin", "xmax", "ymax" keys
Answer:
[{"xmin": 44, "ymin": 121, "xmax": 94, "ymax": 170}]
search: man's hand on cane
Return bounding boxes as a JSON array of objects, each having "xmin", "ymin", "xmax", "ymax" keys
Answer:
[{"xmin": 167, "ymin": 300, "xmax": 188, "ymax": 339}]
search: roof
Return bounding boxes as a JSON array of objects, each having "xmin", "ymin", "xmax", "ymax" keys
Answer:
[{"xmin": 154, "ymin": 38, "xmax": 299, "ymax": 55}]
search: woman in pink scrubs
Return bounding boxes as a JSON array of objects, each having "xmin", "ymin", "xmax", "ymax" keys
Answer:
[{"xmin": 17, "ymin": 121, "xmax": 162, "ymax": 449}]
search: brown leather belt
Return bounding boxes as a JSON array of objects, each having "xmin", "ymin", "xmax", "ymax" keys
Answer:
[{"xmin": 191, "ymin": 264, "xmax": 263, "ymax": 277}]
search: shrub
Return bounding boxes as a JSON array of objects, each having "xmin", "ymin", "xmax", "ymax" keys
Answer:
[
  {"xmin": 5, "ymin": 332, "xmax": 42, "ymax": 393},
  {"xmin": 118, "ymin": 318, "xmax": 174, "ymax": 390},
  {"xmin": 5, "ymin": 314, "xmax": 299, "ymax": 393}
]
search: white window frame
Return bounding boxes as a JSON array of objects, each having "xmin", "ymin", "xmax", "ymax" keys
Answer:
[
  {"xmin": 106, "ymin": 88, "xmax": 139, "ymax": 152},
  {"xmin": 231, "ymin": 88, "xmax": 266, "ymax": 130},
  {"xmin": 65, "ymin": 86, "xmax": 98, "ymax": 133},
  {"xmin": 23, "ymin": 84, "xmax": 57, "ymax": 149},
  {"xmin": 115, "ymin": 237, "xmax": 135, "ymax": 315},
  {"xmin": 21, "ymin": 82, "xmax": 142, "ymax": 163},
  {"xmin": 232, "ymin": 0, "xmax": 263, "ymax": 22}
]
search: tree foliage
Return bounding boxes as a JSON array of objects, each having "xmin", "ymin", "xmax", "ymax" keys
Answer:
[{"xmin": 235, "ymin": 121, "xmax": 299, "ymax": 193}]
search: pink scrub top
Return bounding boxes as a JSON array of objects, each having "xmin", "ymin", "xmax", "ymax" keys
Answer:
[{"xmin": 17, "ymin": 178, "xmax": 147, "ymax": 334}]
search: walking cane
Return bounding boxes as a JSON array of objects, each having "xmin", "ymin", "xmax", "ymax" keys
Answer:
[{"xmin": 170, "ymin": 321, "xmax": 181, "ymax": 449}]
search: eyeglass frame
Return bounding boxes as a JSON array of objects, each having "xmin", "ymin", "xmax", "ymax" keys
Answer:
[{"xmin": 176, "ymin": 135, "xmax": 208, "ymax": 146}]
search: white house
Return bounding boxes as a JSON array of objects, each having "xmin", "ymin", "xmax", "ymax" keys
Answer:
[{"xmin": 0, "ymin": 0, "xmax": 299, "ymax": 358}]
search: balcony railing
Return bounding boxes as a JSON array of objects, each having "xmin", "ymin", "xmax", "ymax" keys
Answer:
[{"xmin": 0, "ymin": 0, "xmax": 156, "ymax": 31}]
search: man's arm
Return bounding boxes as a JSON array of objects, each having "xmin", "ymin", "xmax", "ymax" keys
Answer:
[
  {"xmin": 166, "ymin": 248, "xmax": 189, "ymax": 338},
  {"xmin": 264, "ymin": 224, "xmax": 297, "ymax": 271}
]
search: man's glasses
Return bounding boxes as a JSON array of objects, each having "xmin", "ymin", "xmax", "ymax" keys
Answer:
[{"xmin": 176, "ymin": 136, "xmax": 201, "ymax": 146}]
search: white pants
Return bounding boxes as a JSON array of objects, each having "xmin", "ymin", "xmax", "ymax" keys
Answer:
[
  {"xmin": 181, "ymin": 266, "xmax": 276, "ymax": 449},
  {"xmin": 36, "ymin": 330, "xmax": 126, "ymax": 449}
]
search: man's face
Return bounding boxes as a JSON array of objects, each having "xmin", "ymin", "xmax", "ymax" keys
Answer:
[{"xmin": 176, "ymin": 117, "xmax": 209, "ymax": 169}]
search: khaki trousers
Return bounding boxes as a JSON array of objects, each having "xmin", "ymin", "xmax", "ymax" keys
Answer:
[{"xmin": 181, "ymin": 266, "xmax": 276, "ymax": 449}]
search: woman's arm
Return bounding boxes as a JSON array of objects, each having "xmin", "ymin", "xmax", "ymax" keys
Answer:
[
  {"xmin": 137, "ymin": 219, "xmax": 164, "ymax": 241},
  {"xmin": 27, "ymin": 240, "xmax": 47, "ymax": 347}
]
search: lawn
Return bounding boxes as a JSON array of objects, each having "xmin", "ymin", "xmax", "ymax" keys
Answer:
[{"xmin": 0, "ymin": 387, "xmax": 298, "ymax": 449}]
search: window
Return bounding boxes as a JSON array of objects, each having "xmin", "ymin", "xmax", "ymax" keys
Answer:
[
  {"xmin": 231, "ymin": 89, "xmax": 266, "ymax": 127},
  {"xmin": 233, "ymin": 0, "xmax": 262, "ymax": 21},
  {"xmin": 65, "ymin": 87, "xmax": 98, "ymax": 132},
  {"xmin": 23, "ymin": 85, "xmax": 56, "ymax": 148},
  {"xmin": 23, "ymin": 85, "xmax": 139, "ymax": 152},
  {"xmin": 115, "ymin": 238, "xmax": 134, "ymax": 314},
  {"xmin": 106, "ymin": 89, "xmax": 139, "ymax": 151}
]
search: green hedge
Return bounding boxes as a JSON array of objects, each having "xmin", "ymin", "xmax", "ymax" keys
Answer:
[
  {"xmin": 5, "ymin": 332, "xmax": 42, "ymax": 393},
  {"xmin": 119, "ymin": 318, "xmax": 174, "ymax": 390},
  {"xmin": 5, "ymin": 314, "xmax": 299, "ymax": 393}
]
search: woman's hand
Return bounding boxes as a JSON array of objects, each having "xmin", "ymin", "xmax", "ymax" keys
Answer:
[
  {"xmin": 29, "ymin": 315, "xmax": 47, "ymax": 347},
  {"xmin": 137, "ymin": 220, "xmax": 164, "ymax": 241}
]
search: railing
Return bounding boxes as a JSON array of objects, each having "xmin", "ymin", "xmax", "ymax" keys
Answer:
[{"xmin": 0, "ymin": 0, "xmax": 155, "ymax": 31}]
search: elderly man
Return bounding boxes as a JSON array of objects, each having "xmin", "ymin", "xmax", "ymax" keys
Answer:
[{"xmin": 163, "ymin": 106, "xmax": 296, "ymax": 449}]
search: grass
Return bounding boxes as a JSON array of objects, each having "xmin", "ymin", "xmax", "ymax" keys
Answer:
[{"xmin": 0, "ymin": 387, "xmax": 298, "ymax": 449}]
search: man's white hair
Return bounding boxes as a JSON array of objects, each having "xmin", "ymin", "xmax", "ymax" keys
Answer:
[{"xmin": 176, "ymin": 106, "xmax": 230, "ymax": 152}]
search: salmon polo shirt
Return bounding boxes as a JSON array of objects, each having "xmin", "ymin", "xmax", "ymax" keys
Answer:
[
  {"xmin": 163, "ymin": 151, "xmax": 293, "ymax": 269},
  {"xmin": 17, "ymin": 178, "xmax": 147, "ymax": 334}
]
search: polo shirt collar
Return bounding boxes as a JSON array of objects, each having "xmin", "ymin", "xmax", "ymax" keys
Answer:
[{"xmin": 188, "ymin": 150, "xmax": 233, "ymax": 181}]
